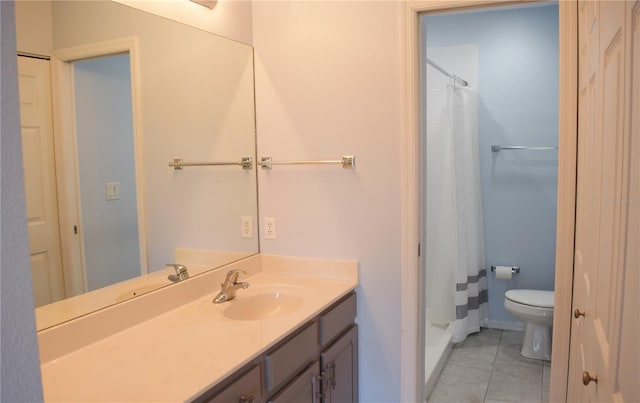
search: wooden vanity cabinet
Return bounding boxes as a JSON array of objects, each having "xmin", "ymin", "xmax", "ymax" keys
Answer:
[
  {"xmin": 196, "ymin": 292, "xmax": 357, "ymax": 403},
  {"xmin": 320, "ymin": 325, "xmax": 358, "ymax": 403}
]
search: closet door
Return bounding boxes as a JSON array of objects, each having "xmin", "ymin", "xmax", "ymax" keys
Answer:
[
  {"xmin": 18, "ymin": 56, "xmax": 66, "ymax": 306},
  {"xmin": 570, "ymin": 1, "xmax": 639, "ymax": 401}
]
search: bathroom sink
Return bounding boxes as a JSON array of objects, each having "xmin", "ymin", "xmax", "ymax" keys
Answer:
[
  {"xmin": 199, "ymin": 283, "xmax": 307, "ymax": 321},
  {"xmin": 223, "ymin": 291, "xmax": 304, "ymax": 321}
]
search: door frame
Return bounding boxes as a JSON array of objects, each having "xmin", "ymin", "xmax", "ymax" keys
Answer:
[
  {"xmin": 50, "ymin": 37, "xmax": 148, "ymax": 295},
  {"xmin": 399, "ymin": 1, "xmax": 578, "ymax": 401}
]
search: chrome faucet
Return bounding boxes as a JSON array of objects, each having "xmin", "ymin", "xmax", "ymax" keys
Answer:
[
  {"xmin": 213, "ymin": 269, "xmax": 249, "ymax": 303},
  {"xmin": 167, "ymin": 264, "xmax": 190, "ymax": 282}
]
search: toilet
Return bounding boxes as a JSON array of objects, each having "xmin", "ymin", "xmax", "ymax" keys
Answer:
[{"xmin": 504, "ymin": 289, "xmax": 554, "ymax": 361}]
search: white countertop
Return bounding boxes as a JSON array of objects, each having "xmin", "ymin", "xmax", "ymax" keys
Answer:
[{"xmin": 39, "ymin": 255, "xmax": 357, "ymax": 402}]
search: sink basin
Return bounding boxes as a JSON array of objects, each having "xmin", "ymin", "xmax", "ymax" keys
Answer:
[
  {"xmin": 223, "ymin": 291, "xmax": 304, "ymax": 321},
  {"xmin": 199, "ymin": 283, "xmax": 307, "ymax": 321}
]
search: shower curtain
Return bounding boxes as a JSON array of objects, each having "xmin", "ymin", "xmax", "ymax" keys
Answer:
[{"xmin": 448, "ymin": 84, "xmax": 488, "ymax": 343}]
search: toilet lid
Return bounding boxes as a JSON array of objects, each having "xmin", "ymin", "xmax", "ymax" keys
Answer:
[{"xmin": 505, "ymin": 289, "xmax": 554, "ymax": 308}]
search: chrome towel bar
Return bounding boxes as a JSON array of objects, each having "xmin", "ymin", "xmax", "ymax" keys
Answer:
[
  {"xmin": 491, "ymin": 145, "xmax": 558, "ymax": 152},
  {"xmin": 259, "ymin": 155, "xmax": 355, "ymax": 169},
  {"xmin": 169, "ymin": 157, "xmax": 253, "ymax": 170}
]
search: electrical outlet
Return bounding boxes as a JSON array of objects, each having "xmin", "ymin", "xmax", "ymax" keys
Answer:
[
  {"xmin": 241, "ymin": 216, "xmax": 253, "ymax": 239},
  {"xmin": 264, "ymin": 217, "xmax": 276, "ymax": 240}
]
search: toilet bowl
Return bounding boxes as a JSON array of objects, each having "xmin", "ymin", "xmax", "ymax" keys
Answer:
[{"xmin": 504, "ymin": 289, "xmax": 554, "ymax": 360}]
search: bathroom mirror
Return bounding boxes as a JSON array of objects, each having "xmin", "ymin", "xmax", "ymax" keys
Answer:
[{"xmin": 15, "ymin": 1, "xmax": 258, "ymax": 330}]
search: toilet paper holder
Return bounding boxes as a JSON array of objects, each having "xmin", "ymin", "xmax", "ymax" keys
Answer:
[{"xmin": 490, "ymin": 265, "xmax": 520, "ymax": 274}]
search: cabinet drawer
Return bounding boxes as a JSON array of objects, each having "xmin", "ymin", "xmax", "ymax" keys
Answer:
[
  {"xmin": 319, "ymin": 293, "xmax": 356, "ymax": 346},
  {"xmin": 265, "ymin": 322, "xmax": 318, "ymax": 392},
  {"xmin": 206, "ymin": 364, "xmax": 262, "ymax": 403}
]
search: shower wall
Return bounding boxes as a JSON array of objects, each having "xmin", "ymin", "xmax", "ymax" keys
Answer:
[{"xmin": 423, "ymin": 4, "xmax": 559, "ymax": 327}]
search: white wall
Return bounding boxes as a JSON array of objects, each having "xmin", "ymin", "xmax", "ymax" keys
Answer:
[
  {"xmin": 0, "ymin": 1, "xmax": 44, "ymax": 399},
  {"xmin": 252, "ymin": 2, "xmax": 403, "ymax": 400},
  {"xmin": 14, "ymin": 0, "xmax": 52, "ymax": 56},
  {"xmin": 14, "ymin": 0, "xmax": 253, "ymax": 53},
  {"xmin": 115, "ymin": 0, "xmax": 253, "ymax": 45}
]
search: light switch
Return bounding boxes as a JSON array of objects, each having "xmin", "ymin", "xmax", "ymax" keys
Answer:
[{"xmin": 106, "ymin": 182, "xmax": 120, "ymax": 201}]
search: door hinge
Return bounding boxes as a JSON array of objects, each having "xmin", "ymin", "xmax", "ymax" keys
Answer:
[
  {"xmin": 329, "ymin": 362, "xmax": 336, "ymax": 390},
  {"xmin": 314, "ymin": 374, "xmax": 324, "ymax": 401},
  {"xmin": 418, "ymin": 242, "xmax": 421, "ymax": 257},
  {"xmin": 74, "ymin": 225, "xmax": 78, "ymax": 234}
]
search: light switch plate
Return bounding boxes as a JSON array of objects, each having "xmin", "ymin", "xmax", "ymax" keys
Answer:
[{"xmin": 106, "ymin": 182, "xmax": 120, "ymax": 201}]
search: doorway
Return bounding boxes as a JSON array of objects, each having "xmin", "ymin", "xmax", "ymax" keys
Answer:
[
  {"xmin": 419, "ymin": 3, "xmax": 559, "ymax": 401},
  {"xmin": 72, "ymin": 53, "xmax": 140, "ymax": 292}
]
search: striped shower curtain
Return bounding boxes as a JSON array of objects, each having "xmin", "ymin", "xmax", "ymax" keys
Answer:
[{"xmin": 448, "ymin": 84, "xmax": 488, "ymax": 343}]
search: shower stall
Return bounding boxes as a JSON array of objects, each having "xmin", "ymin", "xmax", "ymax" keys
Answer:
[{"xmin": 422, "ymin": 46, "xmax": 487, "ymax": 393}]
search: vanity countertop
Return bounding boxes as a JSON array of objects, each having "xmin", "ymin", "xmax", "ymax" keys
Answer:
[{"xmin": 39, "ymin": 256, "xmax": 357, "ymax": 402}]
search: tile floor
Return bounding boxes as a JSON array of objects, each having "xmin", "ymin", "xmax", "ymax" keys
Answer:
[{"xmin": 428, "ymin": 328, "xmax": 551, "ymax": 403}]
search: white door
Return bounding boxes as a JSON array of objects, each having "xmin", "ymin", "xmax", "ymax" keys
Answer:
[
  {"xmin": 18, "ymin": 56, "xmax": 66, "ymax": 306},
  {"xmin": 570, "ymin": 1, "xmax": 639, "ymax": 401}
]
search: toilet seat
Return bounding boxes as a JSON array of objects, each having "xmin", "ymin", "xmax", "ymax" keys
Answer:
[{"xmin": 505, "ymin": 289, "xmax": 554, "ymax": 308}]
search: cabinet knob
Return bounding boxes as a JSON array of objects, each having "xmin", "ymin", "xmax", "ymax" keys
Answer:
[
  {"xmin": 574, "ymin": 309, "xmax": 586, "ymax": 318},
  {"xmin": 582, "ymin": 371, "xmax": 597, "ymax": 386},
  {"xmin": 239, "ymin": 394, "xmax": 255, "ymax": 403}
]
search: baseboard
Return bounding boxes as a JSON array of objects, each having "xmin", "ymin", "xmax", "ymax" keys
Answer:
[{"xmin": 484, "ymin": 320, "xmax": 525, "ymax": 332}]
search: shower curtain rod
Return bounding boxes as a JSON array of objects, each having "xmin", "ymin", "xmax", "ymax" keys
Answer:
[{"xmin": 426, "ymin": 57, "xmax": 469, "ymax": 87}]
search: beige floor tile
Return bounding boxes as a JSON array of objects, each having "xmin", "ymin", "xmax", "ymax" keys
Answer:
[
  {"xmin": 542, "ymin": 363, "xmax": 551, "ymax": 403},
  {"xmin": 447, "ymin": 340, "xmax": 499, "ymax": 370},
  {"xmin": 429, "ymin": 329, "xmax": 548, "ymax": 403},
  {"xmin": 428, "ymin": 363, "xmax": 491, "ymax": 403},
  {"xmin": 461, "ymin": 328, "xmax": 503, "ymax": 347},
  {"xmin": 486, "ymin": 357, "xmax": 543, "ymax": 403}
]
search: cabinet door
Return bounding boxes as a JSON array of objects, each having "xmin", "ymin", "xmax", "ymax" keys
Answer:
[
  {"xmin": 320, "ymin": 325, "xmax": 358, "ymax": 403},
  {"xmin": 268, "ymin": 361, "xmax": 320, "ymax": 403},
  {"xmin": 205, "ymin": 365, "xmax": 263, "ymax": 403},
  {"xmin": 265, "ymin": 322, "xmax": 318, "ymax": 393}
]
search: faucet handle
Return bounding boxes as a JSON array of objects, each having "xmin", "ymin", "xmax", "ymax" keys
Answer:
[
  {"xmin": 167, "ymin": 263, "xmax": 188, "ymax": 274},
  {"xmin": 166, "ymin": 263, "xmax": 189, "ymax": 282},
  {"xmin": 225, "ymin": 269, "xmax": 248, "ymax": 284}
]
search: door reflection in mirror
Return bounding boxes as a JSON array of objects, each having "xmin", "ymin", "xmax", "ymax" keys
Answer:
[
  {"xmin": 18, "ymin": 55, "xmax": 65, "ymax": 307},
  {"xmin": 73, "ymin": 53, "xmax": 141, "ymax": 292}
]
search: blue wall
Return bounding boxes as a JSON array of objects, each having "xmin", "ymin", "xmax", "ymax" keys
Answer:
[{"xmin": 423, "ymin": 4, "xmax": 559, "ymax": 326}]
